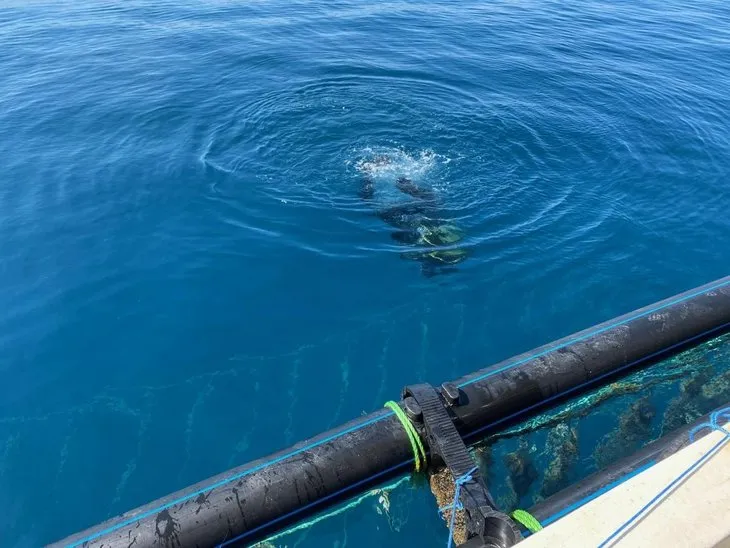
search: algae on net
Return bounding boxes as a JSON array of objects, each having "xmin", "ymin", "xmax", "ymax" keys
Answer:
[
  {"xmin": 541, "ymin": 423, "xmax": 579, "ymax": 498},
  {"xmin": 593, "ymin": 396, "xmax": 655, "ymax": 469},
  {"xmin": 475, "ymin": 332, "xmax": 730, "ymax": 511}
]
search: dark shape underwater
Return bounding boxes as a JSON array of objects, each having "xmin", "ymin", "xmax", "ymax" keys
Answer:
[{"xmin": 359, "ymin": 158, "xmax": 468, "ymax": 277}]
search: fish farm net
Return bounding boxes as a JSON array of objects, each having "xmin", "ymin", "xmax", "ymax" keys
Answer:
[{"xmin": 253, "ymin": 331, "xmax": 730, "ymax": 547}]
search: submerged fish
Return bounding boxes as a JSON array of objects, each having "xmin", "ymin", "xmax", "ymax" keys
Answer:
[{"xmin": 358, "ymin": 156, "xmax": 468, "ymax": 277}]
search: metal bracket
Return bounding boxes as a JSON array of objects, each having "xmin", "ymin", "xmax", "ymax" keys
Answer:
[{"xmin": 402, "ymin": 383, "xmax": 521, "ymax": 548}]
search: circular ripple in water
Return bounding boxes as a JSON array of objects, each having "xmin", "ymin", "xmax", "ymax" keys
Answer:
[{"xmin": 200, "ymin": 67, "xmax": 629, "ymax": 274}]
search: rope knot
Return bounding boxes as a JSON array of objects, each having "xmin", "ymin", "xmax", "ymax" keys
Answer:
[{"xmin": 438, "ymin": 466, "xmax": 478, "ymax": 548}]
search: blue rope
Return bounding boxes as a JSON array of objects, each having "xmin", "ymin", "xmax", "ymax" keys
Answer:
[
  {"xmin": 439, "ymin": 466, "xmax": 478, "ymax": 548},
  {"xmin": 688, "ymin": 406, "xmax": 730, "ymax": 442},
  {"xmin": 598, "ymin": 407, "xmax": 730, "ymax": 547}
]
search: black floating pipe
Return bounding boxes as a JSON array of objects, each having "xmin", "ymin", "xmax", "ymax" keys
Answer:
[
  {"xmin": 528, "ymin": 402, "xmax": 730, "ymax": 529},
  {"xmin": 54, "ymin": 276, "xmax": 730, "ymax": 548}
]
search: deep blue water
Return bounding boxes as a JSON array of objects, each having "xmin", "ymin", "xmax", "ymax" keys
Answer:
[{"xmin": 1, "ymin": 0, "xmax": 729, "ymax": 546}]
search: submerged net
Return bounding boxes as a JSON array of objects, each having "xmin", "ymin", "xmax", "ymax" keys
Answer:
[{"xmin": 476, "ymin": 331, "xmax": 730, "ymax": 510}]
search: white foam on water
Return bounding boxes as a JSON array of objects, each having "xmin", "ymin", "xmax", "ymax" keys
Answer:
[
  {"xmin": 350, "ymin": 146, "xmax": 452, "ymax": 206},
  {"xmin": 354, "ymin": 147, "xmax": 438, "ymax": 179}
]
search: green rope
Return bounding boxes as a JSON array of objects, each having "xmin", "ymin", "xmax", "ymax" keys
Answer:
[
  {"xmin": 384, "ymin": 401, "xmax": 427, "ymax": 472},
  {"xmin": 510, "ymin": 509, "xmax": 543, "ymax": 534}
]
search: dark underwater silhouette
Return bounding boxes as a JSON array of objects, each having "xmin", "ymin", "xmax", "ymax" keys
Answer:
[{"xmin": 359, "ymin": 160, "xmax": 467, "ymax": 277}]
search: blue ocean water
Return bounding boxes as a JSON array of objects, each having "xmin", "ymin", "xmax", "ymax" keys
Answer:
[{"xmin": 0, "ymin": 0, "xmax": 729, "ymax": 545}]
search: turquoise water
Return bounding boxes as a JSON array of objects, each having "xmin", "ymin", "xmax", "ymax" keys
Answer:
[{"xmin": 1, "ymin": 0, "xmax": 729, "ymax": 545}]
